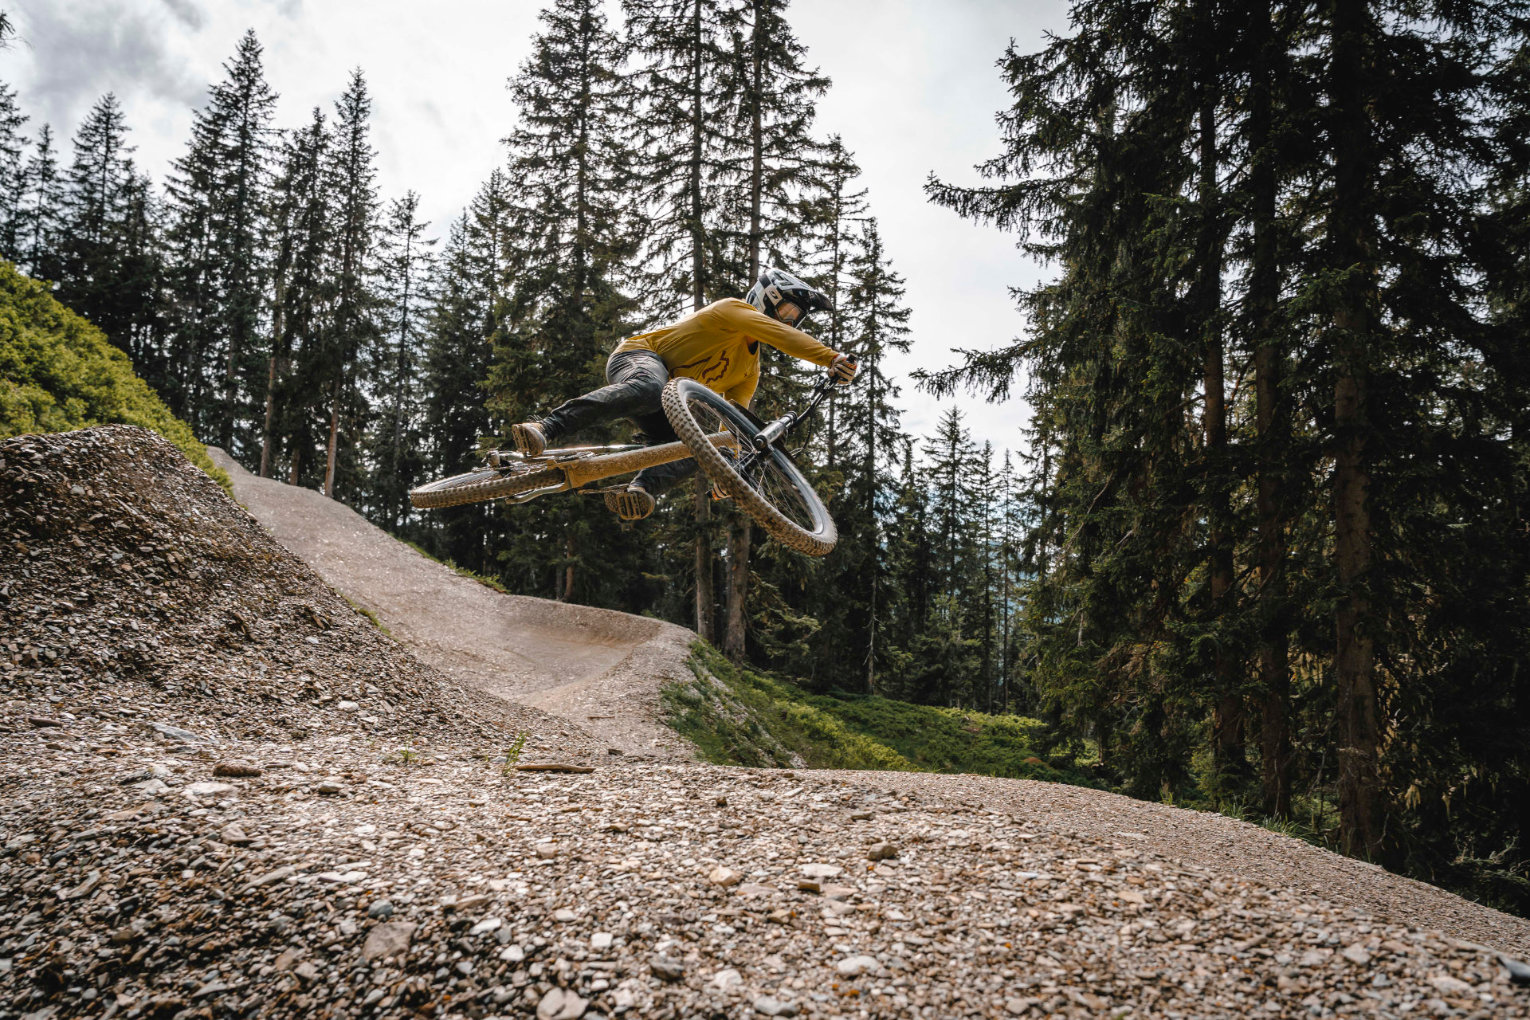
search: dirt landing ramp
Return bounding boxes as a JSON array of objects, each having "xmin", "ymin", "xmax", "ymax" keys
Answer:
[{"xmin": 209, "ymin": 450, "xmax": 696, "ymax": 757}]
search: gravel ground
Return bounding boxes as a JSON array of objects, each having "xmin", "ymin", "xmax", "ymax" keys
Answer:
[{"xmin": 3, "ymin": 426, "xmax": 1530, "ymax": 1020}]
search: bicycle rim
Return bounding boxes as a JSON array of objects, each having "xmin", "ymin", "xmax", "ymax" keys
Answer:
[{"xmin": 661, "ymin": 378, "xmax": 836, "ymax": 556}]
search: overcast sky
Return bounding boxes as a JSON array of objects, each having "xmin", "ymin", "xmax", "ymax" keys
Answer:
[{"xmin": 2, "ymin": 0, "xmax": 1071, "ymax": 459}]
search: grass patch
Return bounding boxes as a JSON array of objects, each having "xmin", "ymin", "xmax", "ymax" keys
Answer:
[
  {"xmin": 403, "ymin": 540, "xmax": 510, "ymax": 594},
  {"xmin": 345, "ymin": 597, "xmax": 391, "ymax": 636},
  {"xmin": 665, "ymin": 643, "xmax": 1094, "ymax": 786}
]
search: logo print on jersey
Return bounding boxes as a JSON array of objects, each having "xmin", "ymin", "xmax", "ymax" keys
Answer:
[{"xmin": 677, "ymin": 351, "xmax": 731, "ymax": 387}]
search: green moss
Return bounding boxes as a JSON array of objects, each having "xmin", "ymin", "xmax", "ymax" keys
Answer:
[
  {"xmin": 665, "ymin": 643, "xmax": 1095, "ymax": 787},
  {"xmin": 0, "ymin": 262, "xmax": 232, "ymax": 495},
  {"xmin": 402, "ymin": 539, "xmax": 510, "ymax": 594},
  {"xmin": 345, "ymin": 597, "xmax": 391, "ymax": 636}
]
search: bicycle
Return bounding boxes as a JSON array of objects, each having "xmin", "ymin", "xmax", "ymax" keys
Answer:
[{"xmin": 408, "ymin": 368, "xmax": 847, "ymax": 557}]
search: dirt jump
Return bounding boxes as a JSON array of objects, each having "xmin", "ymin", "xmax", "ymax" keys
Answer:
[{"xmin": 208, "ymin": 448, "xmax": 695, "ymax": 760}]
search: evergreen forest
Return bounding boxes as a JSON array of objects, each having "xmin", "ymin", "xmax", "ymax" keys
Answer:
[{"xmin": 2, "ymin": 1, "xmax": 1528, "ymax": 914}]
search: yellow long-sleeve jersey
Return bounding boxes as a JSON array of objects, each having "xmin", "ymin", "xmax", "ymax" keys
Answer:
[{"xmin": 613, "ymin": 298, "xmax": 838, "ymax": 407}]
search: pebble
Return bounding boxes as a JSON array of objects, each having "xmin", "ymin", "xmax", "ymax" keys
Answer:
[
  {"xmin": 711, "ymin": 967, "xmax": 742, "ymax": 990},
  {"xmin": 867, "ymin": 841, "xmax": 898, "ymax": 861},
  {"xmin": 708, "ymin": 865, "xmax": 744, "ymax": 887},
  {"xmin": 470, "ymin": 917, "xmax": 502, "ymax": 936},
  {"xmin": 835, "ymin": 954, "xmax": 880, "ymax": 977},
  {"xmin": 801, "ymin": 862, "xmax": 842, "ymax": 879},
  {"xmin": 213, "ymin": 761, "xmax": 263, "ymax": 778},
  {"xmin": 591, "ymin": 932, "xmax": 613, "ymax": 951},
  {"xmin": 754, "ymin": 997, "xmax": 799, "ymax": 1017},
  {"xmin": 367, "ymin": 899, "xmax": 394, "ymax": 919},
  {"xmin": 360, "ymin": 921, "xmax": 416, "ymax": 962},
  {"xmin": 183, "ymin": 781, "xmax": 234, "ymax": 798},
  {"xmin": 314, "ymin": 779, "xmax": 344, "ymax": 795},
  {"xmin": 651, "ymin": 956, "xmax": 686, "ymax": 982},
  {"xmin": 536, "ymin": 987, "xmax": 588, "ymax": 1020},
  {"xmin": 1342, "ymin": 943, "xmax": 1372, "ymax": 965}
]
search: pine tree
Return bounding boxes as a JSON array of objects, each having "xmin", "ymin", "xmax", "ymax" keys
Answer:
[
  {"xmin": 0, "ymin": 80, "xmax": 29, "ymax": 258},
  {"xmin": 369, "ymin": 190, "xmax": 436, "ymax": 531},
  {"xmin": 18, "ymin": 125, "xmax": 64, "ymax": 283},
  {"xmin": 262, "ymin": 109, "xmax": 333, "ymax": 481},
  {"xmin": 484, "ymin": 0, "xmax": 642, "ymax": 605},
  {"xmin": 161, "ymin": 30, "xmax": 278, "ymax": 456},
  {"xmin": 318, "ymin": 69, "xmax": 382, "ymax": 499}
]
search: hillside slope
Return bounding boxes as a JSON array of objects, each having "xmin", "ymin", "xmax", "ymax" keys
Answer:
[
  {"xmin": 0, "ymin": 261, "xmax": 228, "ymax": 491},
  {"xmin": 208, "ymin": 448, "xmax": 696, "ymax": 758},
  {"xmin": 3, "ymin": 428, "xmax": 1528, "ymax": 1019}
]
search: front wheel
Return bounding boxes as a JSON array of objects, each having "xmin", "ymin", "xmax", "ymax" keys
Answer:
[{"xmin": 661, "ymin": 378, "xmax": 837, "ymax": 557}]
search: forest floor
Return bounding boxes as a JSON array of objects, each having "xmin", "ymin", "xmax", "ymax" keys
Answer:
[{"xmin": 3, "ymin": 425, "xmax": 1530, "ymax": 1020}]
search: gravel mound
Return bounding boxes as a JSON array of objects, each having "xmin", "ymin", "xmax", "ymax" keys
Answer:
[
  {"xmin": 3, "ymin": 426, "xmax": 1530, "ymax": 1019},
  {"xmin": 0, "ymin": 425, "xmax": 590, "ymax": 753}
]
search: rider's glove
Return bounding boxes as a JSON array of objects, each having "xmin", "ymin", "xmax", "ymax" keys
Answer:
[{"xmin": 830, "ymin": 353, "xmax": 858, "ymax": 384}]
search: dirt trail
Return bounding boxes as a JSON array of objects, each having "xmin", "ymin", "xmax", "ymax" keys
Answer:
[
  {"xmin": 209, "ymin": 449, "xmax": 695, "ymax": 758},
  {"xmin": 209, "ymin": 449, "xmax": 1530, "ymax": 959}
]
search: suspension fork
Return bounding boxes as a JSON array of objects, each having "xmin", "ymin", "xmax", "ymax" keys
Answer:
[{"xmin": 750, "ymin": 377, "xmax": 837, "ymax": 453}]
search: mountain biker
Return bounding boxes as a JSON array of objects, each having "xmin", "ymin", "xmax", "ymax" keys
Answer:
[{"xmin": 510, "ymin": 267, "xmax": 858, "ymax": 521}]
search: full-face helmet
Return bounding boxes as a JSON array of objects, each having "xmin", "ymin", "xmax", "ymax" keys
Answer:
[{"xmin": 745, "ymin": 267, "xmax": 832, "ymax": 329}]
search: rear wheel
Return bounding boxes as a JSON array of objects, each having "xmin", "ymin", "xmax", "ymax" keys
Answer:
[
  {"xmin": 661, "ymin": 378, "xmax": 836, "ymax": 557},
  {"xmin": 409, "ymin": 461, "xmax": 563, "ymax": 509}
]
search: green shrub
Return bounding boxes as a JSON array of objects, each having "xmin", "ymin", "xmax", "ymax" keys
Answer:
[{"xmin": 0, "ymin": 261, "xmax": 230, "ymax": 493}]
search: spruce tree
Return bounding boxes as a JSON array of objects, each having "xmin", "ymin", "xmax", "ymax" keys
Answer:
[
  {"xmin": 420, "ymin": 213, "xmax": 496, "ymax": 571},
  {"xmin": 318, "ymin": 69, "xmax": 382, "ymax": 499},
  {"xmin": 58, "ymin": 94, "xmax": 134, "ymax": 299},
  {"xmin": 262, "ymin": 109, "xmax": 333, "ymax": 480},
  {"xmin": 483, "ymin": 0, "xmax": 642, "ymax": 605},
  {"xmin": 161, "ymin": 29, "xmax": 278, "ymax": 456},
  {"xmin": 0, "ymin": 80, "xmax": 28, "ymax": 258},
  {"xmin": 624, "ymin": 0, "xmax": 742, "ymax": 639},
  {"xmin": 369, "ymin": 190, "xmax": 435, "ymax": 531},
  {"xmin": 18, "ymin": 125, "xmax": 64, "ymax": 283},
  {"xmin": 717, "ymin": 0, "xmax": 832, "ymax": 659}
]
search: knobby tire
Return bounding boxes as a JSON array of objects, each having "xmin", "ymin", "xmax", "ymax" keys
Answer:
[
  {"xmin": 661, "ymin": 377, "xmax": 837, "ymax": 557},
  {"xmin": 409, "ymin": 464, "xmax": 564, "ymax": 509}
]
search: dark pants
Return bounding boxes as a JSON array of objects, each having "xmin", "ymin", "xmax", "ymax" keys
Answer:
[{"xmin": 540, "ymin": 349, "xmax": 698, "ymax": 494}]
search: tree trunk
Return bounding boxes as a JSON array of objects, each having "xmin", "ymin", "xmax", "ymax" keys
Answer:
[
  {"xmin": 1250, "ymin": 0, "xmax": 1292, "ymax": 819},
  {"xmin": 723, "ymin": 518, "xmax": 750, "ymax": 659},
  {"xmin": 562, "ymin": 533, "xmax": 576, "ymax": 603},
  {"xmin": 687, "ymin": 0, "xmax": 713, "ymax": 639},
  {"xmin": 259, "ymin": 354, "xmax": 278, "ymax": 479},
  {"xmin": 324, "ymin": 383, "xmax": 341, "ymax": 499},
  {"xmin": 1195, "ymin": 1, "xmax": 1243, "ymax": 789},
  {"xmin": 694, "ymin": 482, "xmax": 715, "ymax": 643},
  {"xmin": 722, "ymin": 0, "xmax": 766, "ymax": 659},
  {"xmin": 1330, "ymin": 0, "xmax": 1382, "ymax": 859}
]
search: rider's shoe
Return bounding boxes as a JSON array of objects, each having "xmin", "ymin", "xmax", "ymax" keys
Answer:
[
  {"xmin": 604, "ymin": 484, "xmax": 656, "ymax": 521},
  {"xmin": 510, "ymin": 420, "xmax": 551, "ymax": 457}
]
